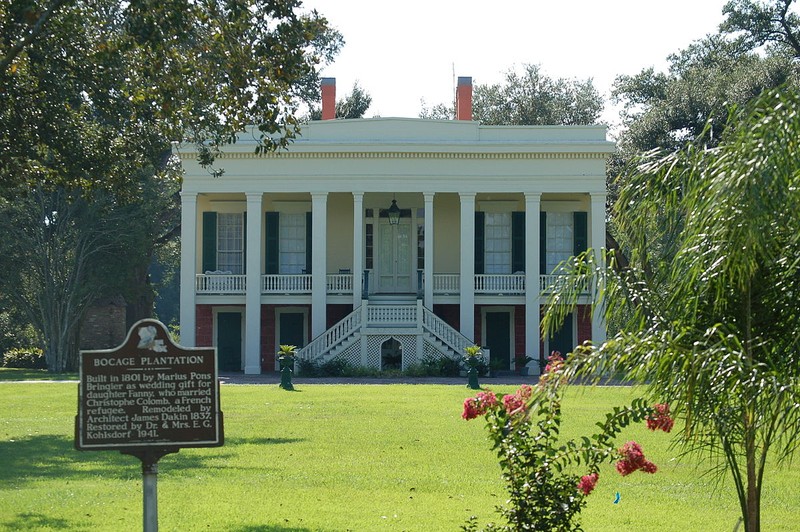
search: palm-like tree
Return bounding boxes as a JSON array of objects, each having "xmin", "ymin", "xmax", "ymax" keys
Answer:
[{"xmin": 543, "ymin": 87, "xmax": 800, "ymax": 532}]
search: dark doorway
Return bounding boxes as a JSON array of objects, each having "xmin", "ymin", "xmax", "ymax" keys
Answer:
[
  {"xmin": 381, "ymin": 338, "xmax": 402, "ymax": 370},
  {"xmin": 217, "ymin": 312, "xmax": 242, "ymax": 371},
  {"xmin": 279, "ymin": 312, "xmax": 306, "ymax": 348},
  {"xmin": 485, "ymin": 311, "xmax": 511, "ymax": 371},
  {"xmin": 549, "ymin": 312, "xmax": 574, "ymax": 359}
]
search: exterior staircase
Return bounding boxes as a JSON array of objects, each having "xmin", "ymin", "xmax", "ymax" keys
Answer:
[{"xmin": 296, "ymin": 298, "xmax": 472, "ymax": 369}]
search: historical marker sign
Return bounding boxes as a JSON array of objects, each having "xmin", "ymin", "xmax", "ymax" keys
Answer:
[{"xmin": 76, "ymin": 319, "xmax": 223, "ymax": 451}]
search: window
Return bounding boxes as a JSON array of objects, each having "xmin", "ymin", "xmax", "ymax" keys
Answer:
[
  {"xmin": 546, "ymin": 212, "xmax": 574, "ymax": 273},
  {"xmin": 217, "ymin": 213, "xmax": 243, "ymax": 274},
  {"xmin": 279, "ymin": 212, "xmax": 306, "ymax": 274},
  {"xmin": 484, "ymin": 212, "xmax": 512, "ymax": 274}
]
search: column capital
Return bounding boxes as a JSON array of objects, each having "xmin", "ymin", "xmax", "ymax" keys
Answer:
[
  {"xmin": 352, "ymin": 191, "xmax": 364, "ymax": 201},
  {"xmin": 459, "ymin": 192, "xmax": 477, "ymax": 201},
  {"xmin": 311, "ymin": 192, "xmax": 329, "ymax": 200},
  {"xmin": 423, "ymin": 192, "xmax": 436, "ymax": 201},
  {"xmin": 589, "ymin": 192, "xmax": 607, "ymax": 201},
  {"xmin": 245, "ymin": 192, "xmax": 263, "ymax": 201},
  {"xmin": 524, "ymin": 191, "xmax": 542, "ymax": 201},
  {"xmin": 180, "ymin": 191, "xmax": 198, "ymax": 202}
]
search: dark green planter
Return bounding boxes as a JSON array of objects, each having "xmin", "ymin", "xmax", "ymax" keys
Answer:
[
  {"xmin": 279, "ymin": 358, "xmax": 295, "ymax": 390},
  {"xmin": 467, "ymin": 366, "xmax": 480, "ymax": 390}
]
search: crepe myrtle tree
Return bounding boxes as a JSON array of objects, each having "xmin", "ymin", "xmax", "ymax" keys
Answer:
[{"xmin": 542, "ymin": 87, "xmax": 800, "ymax": 532}]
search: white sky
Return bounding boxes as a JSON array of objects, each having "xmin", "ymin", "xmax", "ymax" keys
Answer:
[{"xmin": 310, "ymin": 0, "xmax": 732, "ymax": 127}]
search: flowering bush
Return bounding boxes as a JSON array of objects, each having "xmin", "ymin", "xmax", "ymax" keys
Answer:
[{"xmin": 461, "ymin": 355, "xmax": 673, "ymax": 531}]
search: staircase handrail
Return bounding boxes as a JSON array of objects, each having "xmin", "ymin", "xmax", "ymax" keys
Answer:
[
  {"xmin": 298, "ymin": 306, "xmax": 363, "ymax": 360},
  {"xmin": 422, "ymin": 307, "xmax": 472, "ymax": 358}
]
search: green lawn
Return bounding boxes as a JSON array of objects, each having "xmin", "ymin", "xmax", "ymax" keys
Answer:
[{"xmin": 1, "ymin": 381, "xmax": 798, "ymax": 531}]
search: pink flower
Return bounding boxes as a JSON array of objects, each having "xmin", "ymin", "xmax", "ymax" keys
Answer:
[
  {"xmin": 502, "ymin": 393, "xmax": 525, "ymax": 416},
  {"xmin": 517, "ymin": 384, "xmax": 533, "ymax": 400},
  {"xmin": 462, "ymin": 391, "xmax": 500, "ymax": 420},
  {"xmin": 577, "ymin": 472, "xmax": 599, "ymax": 495},
  {"xmin": 615, "ymin": 441, "xmax": 657, "ymax": 476},
  {"xmin": 462, "ymin": 397, "xmax": 481, "ymax": 420},
  {"xmin": 646, "ymin": 403, "xmax": 674, "ymax": 433}
]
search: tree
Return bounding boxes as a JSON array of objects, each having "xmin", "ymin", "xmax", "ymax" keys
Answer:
[
  {"xmin": 0, "ymin": 0, "xmax": 342, "ymax": 370},
  {"xmin": 418, "ymin": 64, "xmax": 603, "ymax": 125},
  {"xmin": 721, "ymin": 0, "xmax": 800, "ymax": 56},
  {"xmin": 308, "ymin": 81, "xmax": 373, "ymax": 119},
  {"xmin": 0, "ymin": 0, "xmax": 343, "ymax": 191},
  {"xmin": 544, "ymin": 87, "xmax": 800, "ymax": 532},
  {"xmin": 475, "ymin": 64, "xmax": 603, "ymax": 126}
]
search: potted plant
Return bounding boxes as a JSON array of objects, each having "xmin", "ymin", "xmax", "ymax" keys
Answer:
[
  {"xmin": 278, "ymin": 344, "xmax": 297, "ymax": 390},
  {"xmin": 463, "ymin": 345, "xmax": 484, "ymax": 390}
]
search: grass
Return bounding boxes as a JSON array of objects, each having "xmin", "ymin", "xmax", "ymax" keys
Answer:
[
  {"xmin": 0, "ymin": 368, "xmax": 78, "ymax": 381},
  {"xmin": 1, "ymin": 381, "xmax": 798, "ymax": 531}
]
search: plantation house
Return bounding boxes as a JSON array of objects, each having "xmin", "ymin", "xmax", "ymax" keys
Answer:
[{"xmin": 177, "ymin": 77, "xmax": 613, "ymax": 375}]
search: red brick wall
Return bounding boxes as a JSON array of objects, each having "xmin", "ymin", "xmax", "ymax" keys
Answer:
[
  {"xmin": 514, "ymin": 305, "xmax": 526, "ymax": 370},
  {"xmin": 261, "ymin": 305, "xmax": 276, "ymax": 372},
  {"xmin": 432, "ymin": 304, "xmax": 459, "ymax": 331},
  {"xmin": 577, "ymin": 304, "xmax": 592, "ymax": 345},
  {"xmin": 196, "ymin": 305, "xmax": 213, "ymax": 347},
  {"xmin": 327, "ymin": 304, "xmax": 352, "ymax": 328}
]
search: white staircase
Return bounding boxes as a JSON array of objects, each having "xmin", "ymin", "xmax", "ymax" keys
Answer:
[{"xmin": 296, "ymin": 298, "xmax": 472, "ymax": 369}]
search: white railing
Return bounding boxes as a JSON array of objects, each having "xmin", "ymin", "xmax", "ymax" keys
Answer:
[
  {"xmin": 367, "ymin": 305, "xmax": 417, "ymax": 326},
  {"xmin": 262, "ymin": 274, "xmax": 312, "ymax": 294},
  {"xmin": 540, "ymin": 274, "xmax": 588, "ymax": 293},
  {"xmin": 298, "ymin": 307, "xmax": 362, "ymax": 360},
  {"xmin": 433, "ymin": 274, "xmax": 460, "ymax": 294},
  {"xmin": 196, "ymin": 274, "xmax": 246, "ymax": 294},
  {"xmin": 327, "ymin": 273, "xmax": 353, "ymax": 294},
  {"xmin": 422, "ymin": 307, "xmax": 472, "ymax": 356},
  {"xmin": 474, "ymin": 274, "xmax": 525, "ymax": 294}
]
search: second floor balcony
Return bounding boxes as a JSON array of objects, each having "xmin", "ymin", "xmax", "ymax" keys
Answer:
[{"xmin": 195, "ymin": 271, "xmax": 584, "ymax": 297}]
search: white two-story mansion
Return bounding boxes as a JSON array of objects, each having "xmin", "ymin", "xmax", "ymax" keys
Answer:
[{"xmin": 177, "ymin": 77, "xmax": 612, "ymax": 375}]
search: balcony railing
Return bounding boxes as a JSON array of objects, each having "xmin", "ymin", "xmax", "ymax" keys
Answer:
[
  {"xmin": 262, "ymin": 274, "xmax": 312, "ymax": 294},
  {"xmin": 196, "ymin": 273, "xmax": 246, "ymax": 294},
  {"xmin": 195, "ymin": 272, "xmax": 585, "ymax": 296},
  {"xmin": 474, "ymin": 274, "xmax": 525, "ymax": 294}
]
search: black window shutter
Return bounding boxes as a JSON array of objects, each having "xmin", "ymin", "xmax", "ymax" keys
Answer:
[
  {"xmin": 474, "ymin": 211, "xmax": 485, "ymax": 275},
  {"xmin": 573, "ymin": 211, "xmax": 588, "ymax": 256},
  {"xmin": 265, "ymin": 212, "xmax": 279, "ymax": 274},
  {"xmin": 540, "ymin": 212, "xmax": 547, "ymax": 274},
  {"xmin": 305, "ymin": 211, "xmax": 312, "ymax": 274},
  {"xmin": 202, "ymin": 212, "xmax": 217, "ymax": 272},
  {"xmin": 511, "ymin": 211, "xmax": 525, "ymax": 273}
]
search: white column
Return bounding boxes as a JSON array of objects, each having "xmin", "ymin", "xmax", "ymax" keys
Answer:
[
  {"xmin": 352, "ymin": 192, "xmax": 364, "ymax": 306},
  {"xmin": 423, "ymin": 192, "xmax": 435, "ymax": 308},
  {"xmin": 459, "ymin": 192, "xmax": 476, "ymax": 342},
  {"xmin": 525, "ymin": 192, "xmax": 541, "ymax": 374},
  {"xmin": 311, "ymin": 193, "xmax": 328, "ymax": 338},
  {"xmin": 179, "ymin": 192, "xmax": 198, "ymax": 347},
  {"xmin": 244, "ymin": 193, "xmax": 263, "ymax": 374},
  {"xmin": 590, "ymin": 193, "xmax": 607, "ymax": 345}
]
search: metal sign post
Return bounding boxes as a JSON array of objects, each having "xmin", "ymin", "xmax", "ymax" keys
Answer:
[{"xmin": 75, "ymin": 319, "xmax": 224, "ymax": 532}]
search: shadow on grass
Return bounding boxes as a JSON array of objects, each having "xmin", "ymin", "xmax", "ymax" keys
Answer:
[
  {"xmin": 233, "ymin": 526, "xmax": 315, "ymax": 532},
  {"xmin": 0, "ymin": 434, "xmax": 306, "ymax": 487},
  {"xmin": 3, "ymin": 512, "xmax": 75, "ymax": 530},
  {"xmin": 0, "ymin": 369, "xmax": 77, "ymax": 381}
]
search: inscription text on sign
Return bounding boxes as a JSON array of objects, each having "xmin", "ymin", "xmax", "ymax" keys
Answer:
[{"xmin": 76, "ymin": 319, "xmax": 223, "ymax": 451}]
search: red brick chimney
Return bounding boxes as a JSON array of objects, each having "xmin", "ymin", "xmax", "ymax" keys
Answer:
[
  {"xmin": 321, "ymin": 77, "xmax": 336, "ymax": 120},
  {"xmin": 456, "ymin": 76, "xmax": 472, "ymax": 121}
]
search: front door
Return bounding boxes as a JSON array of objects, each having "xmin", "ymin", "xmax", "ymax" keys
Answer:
[
  {"xmin": 377, "ymin": 220, "xmax": 412, "ymax": 293},
  {"xmin": 279, "ymin": 312, "xmax": 306, "ymax": 348},
  {"xmin": 217, "ymin": 312, "xmax": 242, "ymax": 371},
  {"xmin": 548, "ymin": 312, "xmax": 574, "ymax": 358},
  {"xmin": 485, "ymin": 311, "xmax": 511, "ymax": 371}
]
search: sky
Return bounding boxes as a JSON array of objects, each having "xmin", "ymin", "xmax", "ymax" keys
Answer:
[{"xmin": 309, "ymin": 0, "xmax": 732, "ymax": 127}]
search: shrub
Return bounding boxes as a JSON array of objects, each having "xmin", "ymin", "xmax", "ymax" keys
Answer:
[{"xmin": 2, "ymin": 347, "xmax": 46, "ymax": 369}]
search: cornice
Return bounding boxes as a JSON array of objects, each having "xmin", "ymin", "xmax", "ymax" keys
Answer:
[{"xmin": 177, "ymin": 151, "xmax": 608, "ymax": 161}]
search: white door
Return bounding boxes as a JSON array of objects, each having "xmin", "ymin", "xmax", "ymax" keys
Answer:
[{"xmin": 377, "ymin": 220, "xmax": 412, "ymax": 293}]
